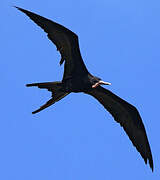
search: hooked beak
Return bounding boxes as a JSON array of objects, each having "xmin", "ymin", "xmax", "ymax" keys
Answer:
[
  {"xmin": 92, "ymin": 80, "xmax": 111, "ymax": 88},
  {"xmin": 99, "ymin": 80, "xmax": 111, "ymax": 85}
]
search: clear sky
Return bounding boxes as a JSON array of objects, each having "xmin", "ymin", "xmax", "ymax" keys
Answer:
[{"xmin": 1, "ymin": 0, "xmax": 160, "ymax": 179}]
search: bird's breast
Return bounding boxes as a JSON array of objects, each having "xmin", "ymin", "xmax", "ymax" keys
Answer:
[{"xmin": 63, "ymin": 76, "xmax": 92, "ymax": 93}]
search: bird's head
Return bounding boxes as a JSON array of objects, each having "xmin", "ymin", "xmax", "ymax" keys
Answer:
[{"xmin": 91, "ymin": 76, "xmax": 111, "ymax": 88}]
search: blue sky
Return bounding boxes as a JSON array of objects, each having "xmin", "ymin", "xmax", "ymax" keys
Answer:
[{"xmin": 1, "ymin": 0, "xmax": 160, "ymax": 179}]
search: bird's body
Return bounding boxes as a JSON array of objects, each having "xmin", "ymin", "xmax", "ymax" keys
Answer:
[
  {"xmin": 62, "ymin": 74, "xmax": 103, "ymax": 92},
  {"xmin": 15, "ymin": 6, "xmax": 153, "ymax": 171},
  {"xmin": 63, "ymin": 74, "xmax": 92, "ymax": 92}
]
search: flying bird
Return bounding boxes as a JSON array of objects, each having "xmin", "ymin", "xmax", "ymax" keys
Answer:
[{"xmin": 15, "ymin": 6, "xmax": 153, "ymax": 171}]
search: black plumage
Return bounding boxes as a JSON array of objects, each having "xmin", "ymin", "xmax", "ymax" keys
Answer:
[{"xmin": 15, "ymin": 6, "xmax": 153, "ymax": 171}]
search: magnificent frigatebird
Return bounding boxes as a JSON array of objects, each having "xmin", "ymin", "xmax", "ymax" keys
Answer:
[{"xmin": 15, "ymin": 6, "xmax": 153, "ymax": 171}]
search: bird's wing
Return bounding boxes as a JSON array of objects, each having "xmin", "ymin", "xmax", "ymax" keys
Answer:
[
  {"xmin": 15, "ymin": 7, "xmax": 89, "ymax": 80},
  {"xmin": 84, "ymin": 86, "xmax": 153, "ymax": 171}
]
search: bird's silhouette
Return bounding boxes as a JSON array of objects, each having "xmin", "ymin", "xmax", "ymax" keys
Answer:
[{"xmin": 15, "ymin": 6, "xmax": 153, "ymax": 171}]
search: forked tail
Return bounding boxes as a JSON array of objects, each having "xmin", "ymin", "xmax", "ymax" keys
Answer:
[{"xmin": 26, "ymin": 81, "xmax": 69, "ymax": 114}]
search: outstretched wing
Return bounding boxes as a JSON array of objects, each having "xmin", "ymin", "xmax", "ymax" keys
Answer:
[
  {"xmin": 85, "ymin": 86, "xmax": 153, "ymax": 171},
  {"xmin": 15, "ymin": 6, "xmax": 89, "ymax": 80}
]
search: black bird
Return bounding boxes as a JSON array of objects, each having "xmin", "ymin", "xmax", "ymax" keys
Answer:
[{"xmin": 15, "ymin": 7, "xmax": 153, "ymax": 171}]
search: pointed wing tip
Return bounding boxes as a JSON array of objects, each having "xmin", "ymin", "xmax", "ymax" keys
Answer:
[
  {"xmin": 13, "ymin": 6, "xmax": 21, "ymax": 10},
  {"xmin": 14, "ymin": 6, "xmax": 29, "ymax": 15},
  {"xmin": 149, "ymin": 158, "xmax": 154, "ymax": 172},
  {"xmin": 144, "ymin": 155, "xmax": 154, "ymax": 172}
]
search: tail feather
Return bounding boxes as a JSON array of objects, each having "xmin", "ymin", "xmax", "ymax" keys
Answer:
[
  {"xmin": 32, "ymin": 91, "xmax": 69, "ymax": 114},
  {"xmin": 26, "ymin": 81, "xmax": 61, "ymax": 91},
  {"xmin": 32, "ymin": 98, "xmax": 55, "ymax": 114},
  {"xmin": 26, "ymin": 81, "xmax": 70, "ymax": 114}
]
